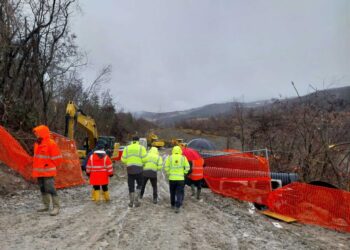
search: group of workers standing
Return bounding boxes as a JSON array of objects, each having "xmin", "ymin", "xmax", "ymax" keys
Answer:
[
  {"xmin": 85, "ymin": 136, "xmax": 204, "ymax": 213},
  {"xmin": 121, "ymin": 136, "xmax": 203, "ymax": 213},
  {"xmin": 31, "ymin": 126, "xmax": 204, "ymax": 216}
]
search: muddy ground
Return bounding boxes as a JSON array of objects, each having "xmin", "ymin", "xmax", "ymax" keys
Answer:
[{"xmin": 1, "ymin": 160, "xmax": 349, "ymax": 250}]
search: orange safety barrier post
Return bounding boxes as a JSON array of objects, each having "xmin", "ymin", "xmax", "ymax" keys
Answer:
[
  {"xmin": 204, "ymin": 152, "xmax": 271, "ymax": 205},
  {"xmin": 50, "ymin": 132, "xmax": 86, "ymax": 189},
  {"xmin": 267, "ymin": 182, "xmax": 350, "ymax": 233},
  {"xmin": 0, "ymin": 126, "xmax": 34, "ymax": 182}
]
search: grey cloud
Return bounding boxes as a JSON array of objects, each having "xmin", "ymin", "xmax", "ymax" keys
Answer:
[{"xmin": 73, "ymin": 0, "xmax": 350, "ymax": 112}]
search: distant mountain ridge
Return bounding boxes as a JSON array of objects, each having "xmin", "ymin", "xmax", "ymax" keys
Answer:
[{"xmin": 134, "ymin": 86, "xmax": 350, "ymax": 126}]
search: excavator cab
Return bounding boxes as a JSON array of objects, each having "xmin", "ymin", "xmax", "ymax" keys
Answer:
[{"xmin": 98, "ymin": 136, "xmax": 116, "ymax": 156}]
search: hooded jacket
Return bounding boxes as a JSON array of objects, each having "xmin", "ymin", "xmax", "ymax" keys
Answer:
[
  {"xmin": 86, "ymin": 150, "xmax": 113, "ymax": 185},
  {"xmin": 32, "ymin": 125, "xmax": 63, "ymax": 178},
  {"xmin": 164, "ymin": 146, "xmax": 190, "ymax": 181},
  {"xmin": 143, "ymin": 147, "xmax": 163, "ymax": 178}
]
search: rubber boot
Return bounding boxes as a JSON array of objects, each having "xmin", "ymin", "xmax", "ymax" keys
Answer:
[
  {"xmin": 50, "ymin": 196, "xmax": 60, "ymax": 216},
  {"xmin": 37, "ymin": 193, "xmax": 51, "ymax": 212},
  {"xmin": 134, "ymin": 189, "xmax": 141, "ymax": 207},
  {"xmin": 191, "ymin": 185, "xmax": 195, "ymax": 197},
  {"xmin": 128, "ymin": 193, "xmax": 134, "ymax": 207},
  {"xmin": 196, "ymin": 189, "xmax": 201, "ymax": 200},
  {"xmin": 91, "ymin": 189, "xmax": 95, "ymax": 201},
  {"xmin": 94, "ymin": 190, "xmax": 100, "ymax": 203},
  {"xmin": 153, "ymin": 195, "xmax": 158, "ymax": 204},
  {"xmin": 103, "ymin": 191, "xmax": 110, "ymax": 202}
]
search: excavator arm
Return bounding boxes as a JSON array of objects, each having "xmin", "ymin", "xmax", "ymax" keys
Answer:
[{"xmin": 64, "ymin": 101, "xmax": 99, "ymax": 152}]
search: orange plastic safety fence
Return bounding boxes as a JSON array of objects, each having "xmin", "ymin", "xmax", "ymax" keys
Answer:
[
  {"xmin": 205, "ymin": 152, "xmax": 270, "ymax": 172},
  {"xmin": 50, "ymin": 133, "xmax": 85, "ymax": 189},
  {"xmin": 0, "ymin": 126, "xmax": 34, "ymax": 181},
  {"xmin": 267, "ymin": 182, "xmax": 350, "ymax": 232},
  {"xmin": 0, "ymin": 126, "xmax": 85, "ymax": 189},
  {"xmin": 204, "ymin": 153, "xmax": 271, "ymax": 205}
]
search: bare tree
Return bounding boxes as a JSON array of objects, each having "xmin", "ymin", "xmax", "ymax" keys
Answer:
[{"xmin": 0, "ymin": 0, "xmax": 80, "ymax": 128}]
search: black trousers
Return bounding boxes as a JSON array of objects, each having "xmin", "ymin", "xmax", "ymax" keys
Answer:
[
  {"xmin": 93, "ymin": 185, "xmax": 108, "ymax": 191},
  {"xmin": 38, "ymin": 177, "xmax": 57, "ymax": 196},
  {"xmin": 169, "ymin": 180, "xmax": 184, "ymax": 208},
  {"xmin": 185, "ymin": 178, "xmax": 202, "ymax": 190},
  {"xmin": 140, "ymin": 176, "xmax": 157, "ymax": 198},
  {"xmin": 127, "ymin": 173, "xmax": 142, "ymax": 193}
]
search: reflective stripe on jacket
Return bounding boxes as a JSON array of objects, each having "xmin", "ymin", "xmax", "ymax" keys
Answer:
[
  {"xmin": 32, "ymin": 125, "xmax": 63, "ymax": 178},
  {"xmin": 121, "ymin": 141, "xmax": 147, "ymax": 174},
  {"xmin": 188, "ymin": 158, "xmax": 204, "ymax": 181},
  {"xmin": 164, "ymin": 154, "xmax": 190, "ymax": 181},
  {"xmin": 86, "ymin": 150, "xmax": 113, "ymax": 185},
  {"xmin": 121, "ymin": 142, "xmax": 147, "ymax": 166}
]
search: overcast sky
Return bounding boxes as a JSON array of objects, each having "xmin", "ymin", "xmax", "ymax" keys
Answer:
[{"xmin": 72, "ymin": 0, "xmax": 350, "ymax": 112}]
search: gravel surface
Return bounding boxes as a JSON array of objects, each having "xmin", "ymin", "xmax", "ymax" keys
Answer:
[{"xmin": 0, "ymin": 158, "xmax": 349, "ymax": 250}]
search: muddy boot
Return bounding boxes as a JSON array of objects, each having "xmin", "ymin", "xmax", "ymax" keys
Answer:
[
  {"xmin": 134, "ymin": 190, "xmax": 141, "ymax": 207},
  {"xmin": 91, "ymin": 189, "xmax": 95, "ymax": 201},
  {"xmin": 191, "ymin": 185, "xmax": 195, "ymax": 197},
  {"xmin": 37, "ymin": 193, "xmax": 51, "ymax": 212},
  {"xmin": 94, "ymin": 190, "xmax": 101, "ymax": 203},
  {"xmin": 50, "ymin": 196, "xmax": 60, "ymax": 216},
  {"xmin": 103, "ymin": 191, "xmax": 110, "ymax": 202},
  {"xmin": 153, "ymin": 195, "xmax": 158, "ymax": 204},
  {"xmin": 175, "ymin": 207, "xmax": 180, "ymax": 213},
  {"xmin": 128, "ymin": 193, "xmax": 134, "ymax": 207},
  {"xmin": 196, "ymin": 189, "xmax": 201, "ymax": 200}
]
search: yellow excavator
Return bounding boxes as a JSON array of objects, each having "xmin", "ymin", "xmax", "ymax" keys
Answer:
[
  {"xmin": 171, "ymin": 138, "xmax": 186, "ymax": 148},
  {"xmin": 64, "ymin": 101, "xmax": 119, "ymax": 160},
  {"xmin": 147, "ymin": 132, "xmax": 165, "ymax": 148}
]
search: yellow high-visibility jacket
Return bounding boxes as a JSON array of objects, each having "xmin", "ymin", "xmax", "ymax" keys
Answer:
[
  {"xmin": 143, "ymin": 147, "xmax": 163, "ymax": 178},
  {"xmin": 121, "ymin": 141, "xmax": 147, "ymax": 174},
  {"xmin": 165, "ymin": 146, "xmax": 190, "ymax": 181}
]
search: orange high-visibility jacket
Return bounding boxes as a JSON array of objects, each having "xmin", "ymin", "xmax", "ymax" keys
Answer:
[
  {"xmin": 188, "ymin": 158, "xmax": 204, "ymax": 181},
  {"xmin": 32, "ymin": 125, "xmax": 63, "ymax": 178},
  {"xmin": 86, "ymin": 151, "xmax": 113, "ymax": 185}
]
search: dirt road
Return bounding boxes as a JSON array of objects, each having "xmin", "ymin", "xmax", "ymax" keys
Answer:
[{"xmin": 1, "ymin": 165, "xmax": 349, "ymax": 250}]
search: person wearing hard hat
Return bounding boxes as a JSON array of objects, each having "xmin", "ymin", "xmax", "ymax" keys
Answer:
[
  {"xmin": 140, "ymin": 147, "xmax": 163, "ymax": 204},
  {"xmin": 121, "ymin": 136, "xmax": 147, "ymax": 208},
  {"xmin": 86, "ymin": 141, "xmax": 113, "ymax": 202},
  {"xmin": 164, "ymin": 146, "xmax": 190, "ymax": 213},
  {"xmin": 32, "ymin": 125, "xmax": 63, "ymax": 216}
]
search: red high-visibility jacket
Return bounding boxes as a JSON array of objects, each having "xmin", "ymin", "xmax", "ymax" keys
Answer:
[
  {"xmin": 86, "ymin": 151, "xmax": 113, "ymax": 185},
  {"xmin": 188, "ymin": 158, "xmax": 204, "ymax": 181},
  {"xmin": 32, "ymin": 125, "xmax": 63, "ymax": 178}
]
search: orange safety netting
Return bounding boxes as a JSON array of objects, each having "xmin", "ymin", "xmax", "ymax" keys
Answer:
[
  {"xmin": 50, "ymin": 132, "xmax": 85, "ymax": 189},
  {"xmin": 204, "ymin": 152, "xmax": 272, "ymax": 205},
  {"xmin": 0, "ymin": 126, "xmax": 34, "ymax": 181},
  {"xmin": 267, "ymin": 182, "xmax": 350, "ymax": 233},
  {"xmin": 0, "ymin": 126, "xmax": 85, "ymax": 189}
]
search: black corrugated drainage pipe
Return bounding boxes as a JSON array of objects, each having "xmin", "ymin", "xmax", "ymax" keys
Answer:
[
  {"xmin": 254, "ymin": 172, "xmax": 299, "ymax": 210},
  {"xmin": 270, "ymin": 172, "xmax": 299, "ymax": 187}
]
